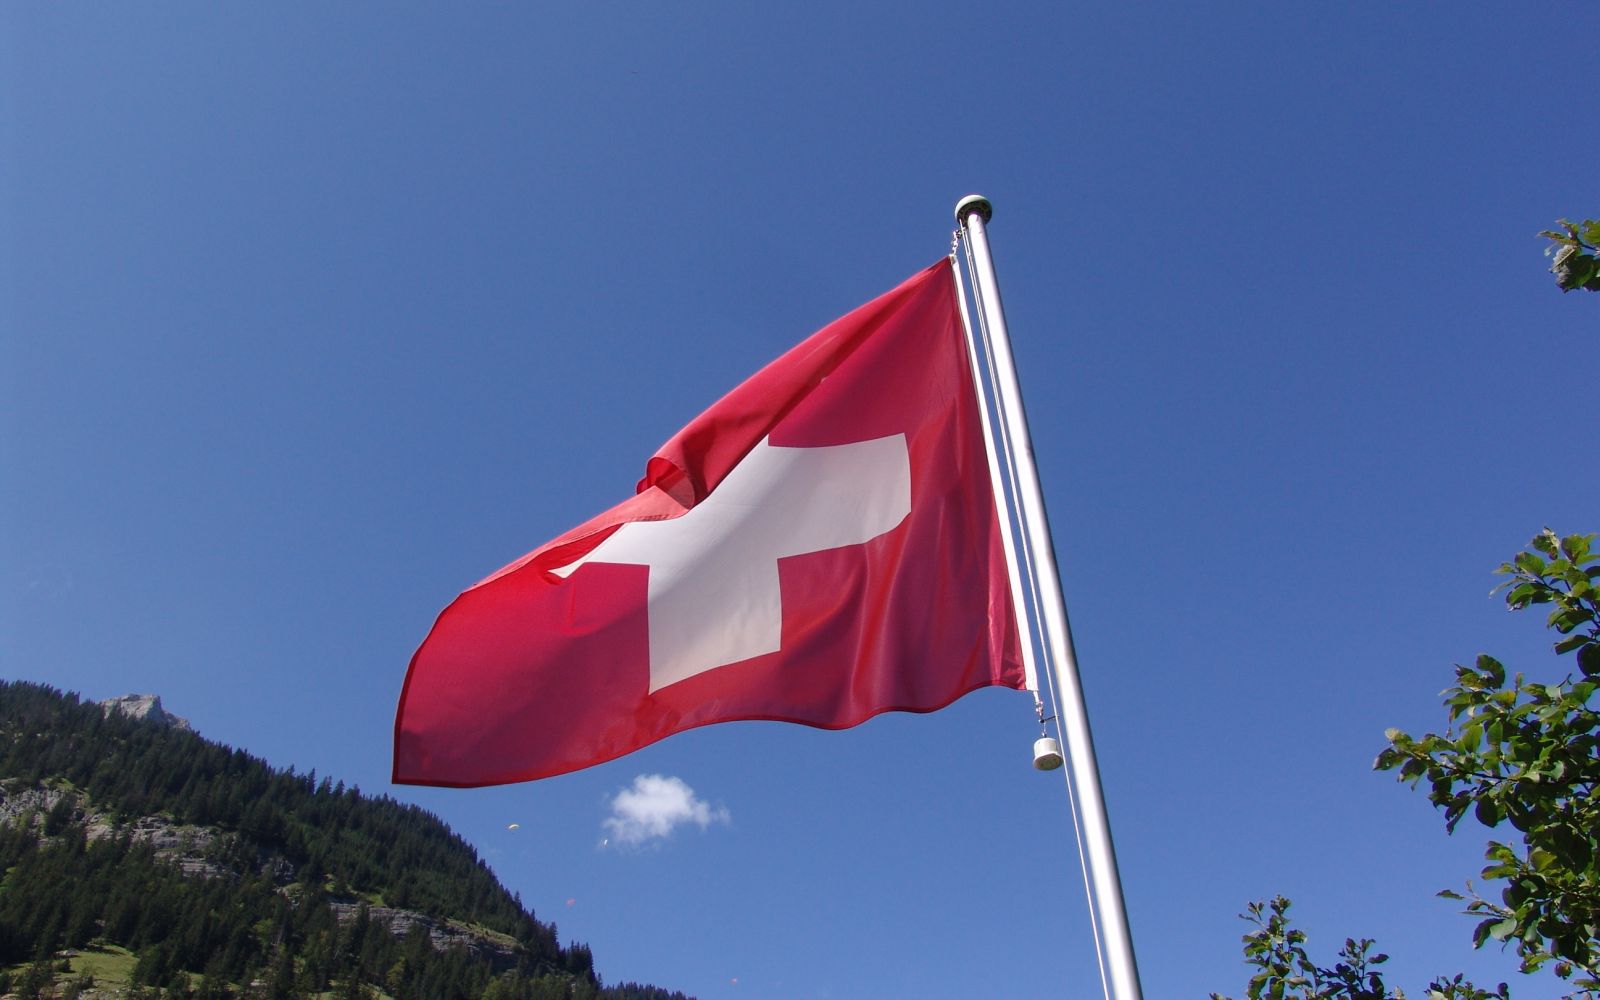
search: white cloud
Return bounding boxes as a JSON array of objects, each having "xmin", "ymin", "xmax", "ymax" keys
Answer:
[{"xmin": 602, "ymin": 774, "xmax": 729, "ymax": 847}]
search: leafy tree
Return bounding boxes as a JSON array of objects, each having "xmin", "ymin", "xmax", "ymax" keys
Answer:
[
  {"xmin": 1378, "ymin": 530, "xmax": 1600, "ymax": 991},
  {"xmin": 1542, "ymin": 220, "xmax": 1600, "ymax": 292},
  {"xmin": 1210, "ymin": 897, "xmax": 1508, "ymax": 1000},
  {"xmin": 1218, "ymin": 531, "xmax": 1598, "ymax": 998},
  {"xmin": 15, "ymin": 960, "xmax": 56, "ymax": 1000}
]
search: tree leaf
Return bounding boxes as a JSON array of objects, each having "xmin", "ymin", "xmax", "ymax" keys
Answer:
[
  {"xmin": 1554, "ymin": 634, "xmax": 1590, "ymax": 655},
  {"xmin": 1578, "ymin": 642, "xmax": 1600, "ymax": 678}
]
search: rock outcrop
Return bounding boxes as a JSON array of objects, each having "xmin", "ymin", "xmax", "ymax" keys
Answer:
[
  {"xmin": 328, "ymin": 902, "xmax": 523, "ymax": 968},
  {"xmin": 99, "ymin": 693, "xmax": 193, "ymax": 731}
]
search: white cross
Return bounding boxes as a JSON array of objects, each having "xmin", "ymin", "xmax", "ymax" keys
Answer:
[{"xmin": 551, "ymin": 434, "xmax": 911, "ymax": 693}]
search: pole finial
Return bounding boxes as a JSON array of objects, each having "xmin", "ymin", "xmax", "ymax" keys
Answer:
[{"xmin": 954, "ymin": 194, "xmax": 993, "ymax": 225}]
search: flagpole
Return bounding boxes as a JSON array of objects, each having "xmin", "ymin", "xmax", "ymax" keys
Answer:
[
  {"xmin": 949, "ymin": 257, "xmax": 1040, "ymax": 695},
  {"xmin": 955, "ymin": 195, "xmax": 1144, "ymax": 1000}
]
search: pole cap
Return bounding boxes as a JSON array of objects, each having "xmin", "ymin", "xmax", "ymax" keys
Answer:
[{"xmin": 954, "ymin": 194, "xmax": 993, "ymax": 225}]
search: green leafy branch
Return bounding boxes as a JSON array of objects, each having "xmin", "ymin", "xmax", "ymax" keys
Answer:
[
  {"xmin": 1541, "ymin": 220, "xmax": 1600, "ymax": 292},
  {"xmin": 1209, "ymin": 896, "xmax": 1508, "ymax": 1000},
  {"xmin": 1376, "ymin": 531, "xmax": 1600, "ymax": 993}
]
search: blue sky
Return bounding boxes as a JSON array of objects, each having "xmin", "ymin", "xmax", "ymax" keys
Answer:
[{"xmin": 4, "ymin": 5, "xmax": 1598, "ymax": 998}]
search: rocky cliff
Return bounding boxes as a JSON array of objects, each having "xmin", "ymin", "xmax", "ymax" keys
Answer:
[{"xmin": 98, "ymin": 693, "xmax": 192, "ymax": 731}]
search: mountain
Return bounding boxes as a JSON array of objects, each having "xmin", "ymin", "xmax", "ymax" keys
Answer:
[{"xmin": 0, "ymin": 681, "xmax": 691, "ymax": 1000}]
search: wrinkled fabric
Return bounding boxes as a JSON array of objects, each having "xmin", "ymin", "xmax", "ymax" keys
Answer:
[{"xmin": 394, "ymin": 262, "xmax": 1025, "ymax": 787}]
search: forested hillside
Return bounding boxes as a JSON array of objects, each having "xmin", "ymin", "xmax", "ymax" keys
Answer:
[{"xmin": 0, "ymin": 681, "xmax": 690, "ymax": 1000}]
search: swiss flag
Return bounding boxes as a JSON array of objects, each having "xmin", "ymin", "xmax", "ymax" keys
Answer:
[{"xmin": 394, "ymin": 261, "xmax": 1027, "ymax": 786}]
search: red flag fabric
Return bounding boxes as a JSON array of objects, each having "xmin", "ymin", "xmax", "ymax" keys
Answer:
[{"xmin": 393, "ymin": 261, "xmax": 1026, "ymax": 787}]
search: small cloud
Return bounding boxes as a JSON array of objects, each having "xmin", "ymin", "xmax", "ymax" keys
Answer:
[{"xmin": 602, "ymin": 774, "xmax": 729, "ymax": 847}]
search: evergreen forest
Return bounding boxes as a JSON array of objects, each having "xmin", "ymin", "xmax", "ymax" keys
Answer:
[{"xmin": 0, "ymin": 681, "xmax": 691, "ymax": 1000}]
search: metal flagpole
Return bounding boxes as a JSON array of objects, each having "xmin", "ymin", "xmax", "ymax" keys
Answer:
[
  {"xmin": 949, "ymin": 256, "xmax": 1040, "ymax": 695},
  {"xmin": 955, "ymin": 195, "xmax": 1145, "ymax": 1000}
]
